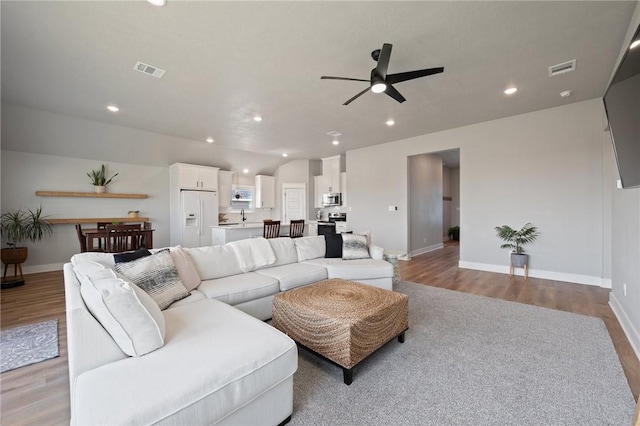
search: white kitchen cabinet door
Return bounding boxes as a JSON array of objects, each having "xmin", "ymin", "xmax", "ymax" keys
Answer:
[
  {"xmin": 172, "ymin": 163, "xmax": 219, "ymax": 190},
  {"xmin": 340, "ymin": 172, "xmax": 347, "ymax": 207},
  {"xmin": 177, "ymin": 165, "xmax": 201, "ymax": 190},
  {"xmin": 313, "ymin": 175, "xmax": 328, "ymax": 208},
  {"xmin": 255, "ymin": 175, "xmax": 275, "ymax": 208},
  {"xmin": 199, "ymin": 167, "xmax": 218, "ymax": 191},
  {"xmin": 307, "ymin": 223, "xmax": 318, "ymax": 236},
  {"xmin": 218, "ymin": 170, "xmax": 234, "ymax": 208}
]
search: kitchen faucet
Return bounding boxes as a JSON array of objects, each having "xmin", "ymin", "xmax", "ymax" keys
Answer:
[{"xmin": 241, "ymin": 209, "xmax": 247, "ymax": 222}]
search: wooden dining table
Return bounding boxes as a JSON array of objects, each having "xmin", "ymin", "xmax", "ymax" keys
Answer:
[{"xmin": 83, "ymin": 228, "xmax": 155, "ymax": 251}]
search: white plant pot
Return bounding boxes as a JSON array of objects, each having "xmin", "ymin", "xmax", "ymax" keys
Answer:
[{"xmin": 95, "ymin": 185, "xmax": 105, "ymax": 193}]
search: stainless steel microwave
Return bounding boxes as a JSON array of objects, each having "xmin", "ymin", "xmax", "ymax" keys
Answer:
[{"xmin": 322, "ymin": 193, "xmax": 342, "ymax": 207}]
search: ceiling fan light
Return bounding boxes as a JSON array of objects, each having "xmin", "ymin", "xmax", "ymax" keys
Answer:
[{"xmin": 371, "ymin": 82, "xmax": 387, "ymax": 93}]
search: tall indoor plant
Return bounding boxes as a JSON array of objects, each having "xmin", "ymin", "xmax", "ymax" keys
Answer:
[
  {"xmin": 87, "ymin": 164, "xmax": 118, "ymax": 193},
  {"xmin": 1, "ymin": 206, "xmax": 53, "ymax": 284},
  {"xmin": 494, "ymin": 222, "xmax": 540, "ymax": 268}
]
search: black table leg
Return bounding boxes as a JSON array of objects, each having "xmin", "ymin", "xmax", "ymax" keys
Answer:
[
  {"xmin": 398, "ymin": 332, "xmax": 405, "ymax": 343},
  {"xmin": 343, "ymin": 367, "xmax": 353, "ymax": 385}
]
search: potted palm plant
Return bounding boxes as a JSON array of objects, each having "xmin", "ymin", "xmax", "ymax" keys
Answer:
[
  {"xmin": 1, "ymin": 206, "xmax": 53, "ymax": 287},
  {"xmin": 495, "ymin": 222, "xmax": 540, "ymax": 268},
  {"xmin": 87, "ymin": 164, "xmax": 118, "ymax": 193}
]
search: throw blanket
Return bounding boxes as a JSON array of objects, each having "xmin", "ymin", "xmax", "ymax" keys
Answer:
[{"xmin": 228, "ymin": 238, "xmax": 276, "ymax": 272}]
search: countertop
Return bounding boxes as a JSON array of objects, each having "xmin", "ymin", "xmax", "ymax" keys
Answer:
[{"xmin": 212, "ymin": 222, "xmax": 289, "ymax": 230}]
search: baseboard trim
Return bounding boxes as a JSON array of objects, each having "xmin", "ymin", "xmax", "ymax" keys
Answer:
[
  {"xmin": 458, "ymin": 261, "xmax": 610, "ymax": 288},
  {"xmin": 609, "ymin": 292, "xmax": 640, "ymax": 363},
  {"xmin": 21, "ymin": 263, "xmax": 64, "ymax": 275},
  {"xmin": 410, "ymin": 243, "xmax": 444, "ymax": 258}
]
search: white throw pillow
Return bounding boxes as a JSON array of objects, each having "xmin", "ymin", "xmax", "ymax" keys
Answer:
[
  {"xmin": 185, "ymin": 245, "xmax": 244, "ymax": 279},
  {"xmin": 265, "ymin": 237, "xmax": 298, "ymax": 267},
  {"xmin": 114, "ymin": 249, "xmax": 190, "ymax": 310},
  {"xmin": 294, "ymin": 236, "xmax": 326, "ymax": 261},
  {"xmin": 342, "ymin": 234, "xmax": 371, "ymax": 260},
  {"xmin": 77, "ymin": 270, "xmax": 165, "ymax": 357},
  {"xmin": 170, "ymin": 245, "xmax": 201, "ymax": 292}
]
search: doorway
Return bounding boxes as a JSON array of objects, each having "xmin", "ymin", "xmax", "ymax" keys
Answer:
[{"xmin": 282, "ymin": 183, "xmax": 306, "ymax": 224}]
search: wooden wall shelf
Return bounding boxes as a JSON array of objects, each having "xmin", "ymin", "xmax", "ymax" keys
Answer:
[
  {"xmin": 36, "ymin": 191, "xmax": 148, "ymax": 199},
  {"xmin": 47, "ymin": 217, "xmax": 149, "ymax": 225}
]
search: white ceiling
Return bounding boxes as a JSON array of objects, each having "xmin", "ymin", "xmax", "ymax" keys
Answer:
[{"xmin": 1, "ymin": 1, "xmax": 635, "ymax": 164}]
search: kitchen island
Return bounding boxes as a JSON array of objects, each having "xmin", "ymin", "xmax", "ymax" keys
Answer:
[{"xmin": 211, "ymin": 222, "xmax": 290, "ymax": 245}]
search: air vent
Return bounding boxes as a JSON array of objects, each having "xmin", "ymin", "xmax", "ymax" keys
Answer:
[
  {"xmin": 133, "ymin": 61, "xmax": 166, "ymax": 79},
  {"xmin": 327, "ymin": 131, "xmax": 342, "ymax": 137},
  {"xmin": 548, "ymin": 59, "xmax": 576, "ymax": 77}
]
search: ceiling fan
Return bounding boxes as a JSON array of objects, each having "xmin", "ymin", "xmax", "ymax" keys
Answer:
[{"xmin": 321, "ymin": 43, "xmax": 444, "ymax": 106}]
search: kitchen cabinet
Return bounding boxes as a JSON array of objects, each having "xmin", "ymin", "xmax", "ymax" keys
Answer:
[
  {"xmin": 171, "ymin": 163, "xmax": 219, "ymax": 191},
  {"xmin": 255, "ymin": 175, "xmax": 275, "ymax": 209},
  {"xmin": 307, "ymin": 222, "xmax": 318, "ymax": 236},
  {"xmin": 211, "ymin": 223, "xmax": 289, "ymax": 244},
  {"xmin": 313, "ymin": 175, "xmax": 327, "ymax": 208},
  {"xmin": 322, "ymin": 155, "xmax": 344, "ymax": 193},
  {"xmin": 218, "ymin": 170, "xmax": 234, "ymax": 208},
  {"xmin": 340, "ymin": 172, "xmax": 347, "ymax": 207}
]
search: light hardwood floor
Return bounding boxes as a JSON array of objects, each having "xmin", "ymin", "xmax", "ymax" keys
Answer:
[{"xmin": 1, "ymin": 243, "xmax": 638, "ymax": 425}]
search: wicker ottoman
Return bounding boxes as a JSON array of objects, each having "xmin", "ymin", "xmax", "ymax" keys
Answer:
[{"xmin": 272, "ymin": 278, "xmax": 408, "ymax": 385}]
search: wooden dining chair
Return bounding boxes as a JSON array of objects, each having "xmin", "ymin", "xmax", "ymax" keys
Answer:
[
  {"xmin": 105, "ymin": 224, "xmax": 143, "ymax": 253},
  {"xmin": 263, "ymin": 220, "xmax": 281, "ymax": 239},
  {"xmin": 288, "ymin": 219, "xmax": 305, "ymax": 238},
  {"xmin": 75, "ymin": 224, "xmax": 105, "ymax": 253}
]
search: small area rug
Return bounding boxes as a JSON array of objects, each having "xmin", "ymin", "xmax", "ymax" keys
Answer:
[
  {"xmin": 289, "ymin": 281, "xmax": 635, "ymax": 425},
  {"xmin": 0, "ymin": 319, "xmax": 59, "ymax": 373}
]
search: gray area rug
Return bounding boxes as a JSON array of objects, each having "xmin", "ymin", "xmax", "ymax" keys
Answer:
[
  {"xmin": 289, "ymin": 282, "xmax": 635, "ymax": 425},
  {"xmin": 0, "ymin": 319, "xmax": 59, "ymax": 373}
]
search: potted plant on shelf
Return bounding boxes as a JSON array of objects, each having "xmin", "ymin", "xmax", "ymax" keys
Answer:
[
  {"xmin": 1, "ymin": 206, "xmax": 53, "ymax": 286},
  {"xmin": 495, "ymin": 222, "xmax": 540, "ymax": 269},
  {"xmin": 87, "ymin": 164, "xmax": 118, "ymax": 193},
  {"xmin": 128, "ymin": 210, "xmax": 139, "ymax": 218},
  {"xmin": 447, "ymin": 226, "xmax": 460, "ymax": 241}
]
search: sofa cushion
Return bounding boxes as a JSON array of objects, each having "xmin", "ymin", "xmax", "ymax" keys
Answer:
[
  {"xmin": 324, "ymin": 233, "xmax": 343, "ymax": 258},
  {"xmin": 170, "ymin": 245, "xmax": 201, "ymax": 291},
  {"xmin": 185, "ymin": 245, "xmax": 243, "ymax": 279},
  {"xmin": 302, "ymin": 258, "xmax": 393, "ymax": 280},
  {"xmin": 265, "ymin": 237, "xmax": 298, "ymax": 267},
  {"xmin": 72, "ymin": 299, "xmax": 297, "ymax": 425},
  {"xmin": 342, "ymin": 234, "xmax": 371, "ymax": 260},
  {"xmin": 71, "ymin": 251, "xmax": 116, "ymax": 268},
  {"xmin": 76, "ymin": 265, "xmax": 165, "ymax": 357},
  {"xmin": 114, "ymin": 249, "xmax": 190, "ymax": 310},
  {"xmin": 256, "ymin": 263, "xmax": 328, "ymax": 291},
  {"xmin": 198, "ymin": 273, "xmax": 280, "ymax": 306},
  {"xmin": 227, "ymin": 238, "xmax": 276, "ymax": 272},
  {"xmin": 294, "ymin": 236, "xmax": 326, "ymax": 261}
]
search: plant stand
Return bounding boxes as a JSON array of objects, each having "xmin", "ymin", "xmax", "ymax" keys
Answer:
[
  {"xmin": 2, "ymin": 262, "xmax": 25, "ymax": 288},
  {"xmin": 509, "ymin": 253, "xmax": 529, "ymax": 279}
]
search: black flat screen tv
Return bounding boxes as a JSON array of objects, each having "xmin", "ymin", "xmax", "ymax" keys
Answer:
[{"xmin": 603, "ymin": 24, "xmax": 640, "ymax": 189}]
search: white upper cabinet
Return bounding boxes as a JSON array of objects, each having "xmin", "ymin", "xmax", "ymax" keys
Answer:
[
  {"xmin": 314, "ymin": 175, "xmax": 327, "ymax": 208},
  {"xmin": 340, "ymin": 172, "xmax": 347, "ymax": 207},
  {"xmin": 172, "ymin": 163, "xmax": 219, "ymax": 191},
  {"xmin": 255, "ymin": 175, "xmax": 275, "ymax": 209},
  {"xmin": 218, "ymin": 170, "xmax": 234, "ymax": 208}
]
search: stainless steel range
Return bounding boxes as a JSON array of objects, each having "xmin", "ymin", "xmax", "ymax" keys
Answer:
[{"xmin": 317, "ymin": 212, "xmax": 347, "ymax": 235}]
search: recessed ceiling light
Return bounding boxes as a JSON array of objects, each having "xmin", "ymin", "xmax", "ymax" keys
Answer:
[
  {"xmin": 206, "ymin": 137, "xmax": 214, "ymax": 143},
  {"xmin": 253, "ymin": 116, "xmax": 262, "ymax": 122},
  {"xmin": 504, "ymin": 87, "xmax": 518, "ymax": 95},
  {"xmin": 146, "ymin": 0, "xmax": 166, "ymax": 6},
  {"xmin": 560, "ymin": 90, "xmax": 572, "ymax": 98},
  {"xmin": 106, "ymin": 105, "xmax": 119, "ymax": 113},
  {"xmin": 631, "ymin": 40, "xmax": 640, "ymax": 50},
  {"xmin": 332, "ymin": 140, "xmax": 339, "ymax": 146},
  {"xmin": 386, "ymin": 119, "xmax": 395, "ymax": 126},
  {"xmin": 243, "ymin": 168, "xmax": 249, "ymax": 174},
  {"xmin": 282, "ymin": 153, "xmax": 288, "ymax": 158}
]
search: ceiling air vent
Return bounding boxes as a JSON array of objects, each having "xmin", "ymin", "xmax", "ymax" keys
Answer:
[
  {"xmin": 327, "ymin": 131, "xmax": 342, "ymax": 137},
  {"xmin": 133, "ymin": 61, "xmax": 166, "ymax": 79},
  {"xmin": 548, "ymin": 59, "xmax": 576, "ymax": 77}
]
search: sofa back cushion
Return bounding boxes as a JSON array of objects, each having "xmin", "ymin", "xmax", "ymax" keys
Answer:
[
  {"xmin": 265, "ymin": 237, "xmax": 298, "ymax": 267},
  {"xmin": 227, "ymin": 238, "xmax": 277, "ymax": 272},
  {"xmin": 71, "ymin": 251, "xmax": 116, "ymax": 268},
  {"xmin": 75, "ymin": 262, "xmax": 165, "ymax": 357},
  {"xmin": 185, "ymin": 245, "xmax": 244, "ymax": 280},
  {"xmin": 294, "ymin": 236, "xmax": 326, "ymax": 261}
]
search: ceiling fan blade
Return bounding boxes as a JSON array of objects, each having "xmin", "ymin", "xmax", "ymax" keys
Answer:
[
  {"xmin": 386, "ymin": 67, "xmax": 444, "ymax": 84},
  {"xmin": 374, "ymin": 43, "xmax": 393, "ymax": 79},
  {"xmin": 321, "ymin": 76, "xmax": 370, "ymax": 82},
  {"xmin": 343, "ymin": 87, "xmax": 371, "ymax": 106},
  {"xmin": 384, "ymin": 84, "xmax": 406, "ymax": 103}
]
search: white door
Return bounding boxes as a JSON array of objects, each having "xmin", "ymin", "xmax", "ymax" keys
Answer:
[{"xmin": 282, "ymin": 184, "xmax": 306, "ymax": 224}]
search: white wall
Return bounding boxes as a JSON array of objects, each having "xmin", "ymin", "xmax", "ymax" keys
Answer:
[
  {"xmin": 608, "ymin": 0, "xmax": 640, "ymax": 360},
  {"xmin": 408, "ymin": 154, "xmax": 443, "ymax": 255},
  {"xmin": 0, "ymin": 151, "xmax": 169, "ymax": 272},
  {"xmin": 347, "ymin": 98, "xmax": 607, "ymax": 285}
]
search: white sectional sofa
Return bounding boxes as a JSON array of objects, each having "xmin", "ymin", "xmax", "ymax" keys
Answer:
[{"xmin": 65, "ymin": 235, "xmax": 393, "ymax": 425}]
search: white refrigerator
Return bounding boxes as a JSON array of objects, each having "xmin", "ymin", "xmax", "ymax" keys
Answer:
[{"xmin": 180, "ymin": 190, "xmax": 218, "ymax": 247}]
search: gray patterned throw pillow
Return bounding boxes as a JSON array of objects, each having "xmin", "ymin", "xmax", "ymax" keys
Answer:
[
  {"xmin": 342, "ymin": 234, "xmax": 371, "ymax": 260},
  {"xmin": 114, "ymin": 249, "xmax": 190, "ymax": 310}
]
